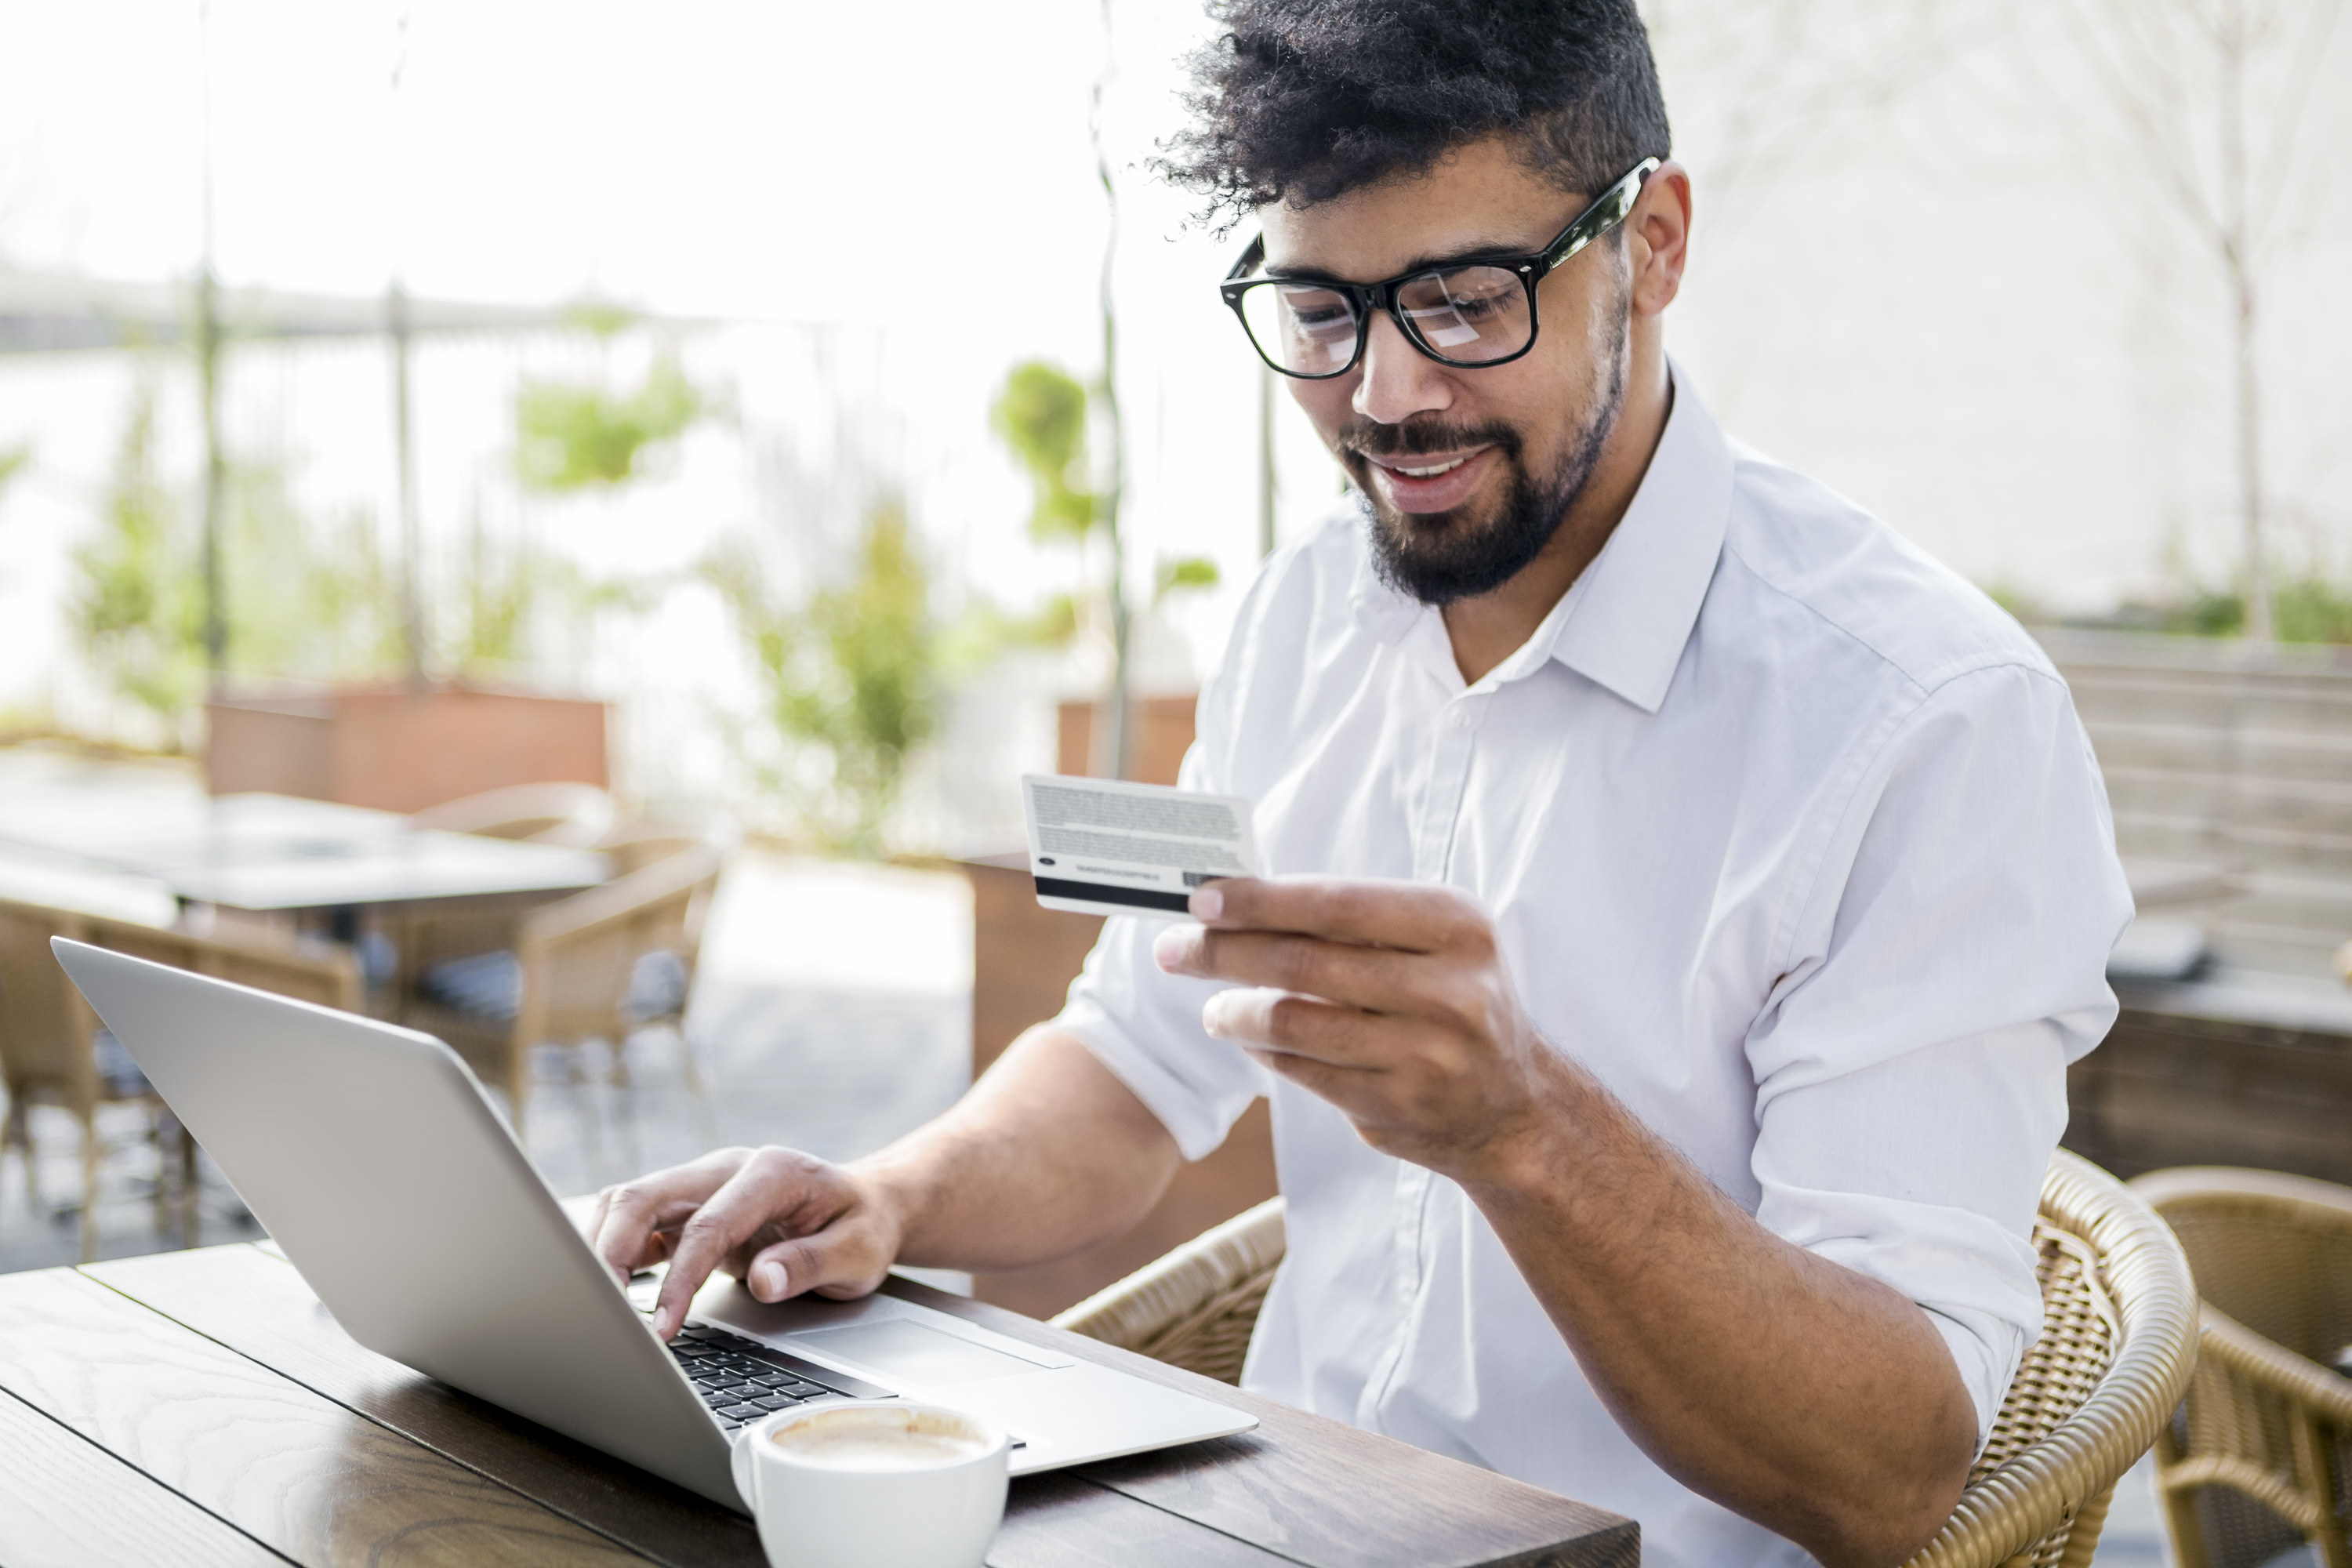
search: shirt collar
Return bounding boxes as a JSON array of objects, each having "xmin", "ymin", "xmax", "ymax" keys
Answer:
[{"xmin": 1347, "ymin": 361, "xmax": 1733, "ymax": 713}]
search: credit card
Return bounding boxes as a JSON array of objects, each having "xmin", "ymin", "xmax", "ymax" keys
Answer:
[{"xmin": 1020, "ymin": 774, "xmax": 1259, "ymax": 919}]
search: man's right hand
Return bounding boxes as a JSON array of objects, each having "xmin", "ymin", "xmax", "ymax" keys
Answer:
[{"xmin": 588, "ymin": 1145, "xmax": 904, "ymax": 1340}]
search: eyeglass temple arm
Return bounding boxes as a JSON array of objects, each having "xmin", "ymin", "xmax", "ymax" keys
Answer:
[
  {"xmin": 1226, "ymin": 234, "xmax": 1267, "ymax": 284},
  {"xmin": 1539, "ymin": 156, "xmax": 1663, "ymax": 271}
]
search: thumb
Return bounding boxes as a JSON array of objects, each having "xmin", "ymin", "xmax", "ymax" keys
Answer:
[{"xmin": 745, "ymin": 1225, "xmax": 882, "ymax": 1303}]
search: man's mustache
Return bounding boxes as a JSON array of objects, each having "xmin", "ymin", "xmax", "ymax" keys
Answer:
[{"xmin": 1336, "ymin": 417, "xmax": 1523, "ymax": 463}]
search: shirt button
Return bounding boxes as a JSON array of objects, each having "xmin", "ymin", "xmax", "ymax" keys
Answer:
[{"xmin": 1451, "ymin": 709, "xmax": 1474, "ymax": 731}]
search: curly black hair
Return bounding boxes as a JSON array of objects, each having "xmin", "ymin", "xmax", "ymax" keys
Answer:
[{"xmin": 1160, "ymin": 0, "xmax": 1670, "ymax": 228}]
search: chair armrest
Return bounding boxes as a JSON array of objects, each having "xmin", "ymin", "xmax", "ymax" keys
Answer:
[
  {"xmin": 2198, "ymin": 1306, "xmax": 2352, "ymax": 1427},
  {"xmin": 518, "ymin": 844, "xmax": 723, "ymax": 952}
]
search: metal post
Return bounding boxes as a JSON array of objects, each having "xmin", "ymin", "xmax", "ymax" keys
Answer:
[
  {"xmin": 390, "ymin": 281, "xmax": 428, "ymax": 692},
  {"xmin": 389, "ymin": 6, "xmax": 429, "ymax": 692},
  {"xmin": 197, "ymin": 0, "xmax": 227, "ymax": 692},
  {"xmin": 197, "ymin": 263, "xmax": 227, "ymax": 690},
  {"xmin": 2220, "ymin": 0, "xmax": 2271, "ymax": 646},
  {"xmin": 1090, "ymin": 0, "xmax": 1131, "ymax": 780}
]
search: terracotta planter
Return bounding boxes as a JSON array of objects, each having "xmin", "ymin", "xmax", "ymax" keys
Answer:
[
  {"xmin": 962, "ymin": 852, "xmax": 1276, "ymax": 1320},
  {"xmin": 204, "ymin": 684, "xmax": 608, "ymax": 814},
  {"xmin": 1054, "ymin": 695, "xmax": 1197, "ymax": 786}
]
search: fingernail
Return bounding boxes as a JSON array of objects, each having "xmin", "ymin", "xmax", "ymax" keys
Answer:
[
  {"xmin": 1200, "ymin": 997, "xmax": 1228, "ymax": 1039},
  {"xmin": 754, "ymin": 1261, "xmax": 786, "ymax": 1299},
  {"xmin": 1152, "ymin": 926, "xmax": 1187, "ymax": 970},
  {"xmin": 1190, "ymin": 884, "xmax": 1223, "ymax": 920}
]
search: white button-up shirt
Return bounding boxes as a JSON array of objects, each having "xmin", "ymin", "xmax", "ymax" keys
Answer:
[{"xmin": 1055, "ymin": 372, "xmax": 2131, "ymax": 1567}]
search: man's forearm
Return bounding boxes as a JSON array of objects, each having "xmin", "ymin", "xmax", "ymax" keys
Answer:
[
  {"xmin": 1464, "ymin": 1054, "xmax": 1977, "ymax": 1568},
  {"xmin": 858, "ymin": 1026, "xmax": 1185, "ymax": 1275}
]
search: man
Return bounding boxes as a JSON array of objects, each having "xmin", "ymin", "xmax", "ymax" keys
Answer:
[{"xmin": 593, "ymin": 4, "xmax": 2132, "ymax": 1563}]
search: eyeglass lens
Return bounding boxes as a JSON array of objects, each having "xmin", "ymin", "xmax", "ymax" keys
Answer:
[{"xmin": 1240, "ymin": 264, "xmax": 1533, "ymax": 375}]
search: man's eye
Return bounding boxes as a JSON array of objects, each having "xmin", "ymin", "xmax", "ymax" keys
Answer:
[
  {"xmin": 1279, "ymin": 290, "xmax": 1356, "ymax": 332},
  {"xmin": 1439, "ymin": 278, "xmax": 1520, "ymax": 316}
]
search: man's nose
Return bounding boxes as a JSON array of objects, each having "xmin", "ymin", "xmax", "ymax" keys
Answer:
[{"xmin": 1352, "ymin": 309, "xmax": 1454, "ymax": 427}]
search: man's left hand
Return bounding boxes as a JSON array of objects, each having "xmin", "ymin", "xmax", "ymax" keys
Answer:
[{"xmin": 1152, "ymin": 876, "xmax": 1568, "ymax": 1180}]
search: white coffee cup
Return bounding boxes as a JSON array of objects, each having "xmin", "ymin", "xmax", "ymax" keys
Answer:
[{"xmin": 731, "ymin": 1400, "xmax": 1010, "ymax": 1568}]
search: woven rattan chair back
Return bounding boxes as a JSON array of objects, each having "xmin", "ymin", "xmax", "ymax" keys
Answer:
[
  {"xmin": 408, "ymin": 782, "xmax": 614, "ymax": 846},
  {"xmin": 406, "ymin": 843, "xmax": 723, "ymax": 1142},
  {"xmin": 1053, "ymin": 1152, "xmax": 2196, "ymax": 1568},
  {"xmin": 2129, "ymin": 1167, "xmax": 2352, "ymax": 1568},
  {"xmin": 1054, "ymin": 1196, "xmax": 1285, "ymax": 1385}
]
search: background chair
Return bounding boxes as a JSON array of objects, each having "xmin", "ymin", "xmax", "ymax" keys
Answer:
[
  {"xmin": 399, "ymin": 841, "xmax": 724, "ymax": 1149},
  {"xmin": 0, "ymin": 895, "xmax": 359, "ymax": 1259},
  {"xmin": 2129, "ymin": 1166, "xmax": 2352, "ymax": 1568},
  {"xmin": 1055, "ymin": 1150, "xmax": 2199, "ymax": 1568},
  {"xmin": 407, "ymin": 781, "xmax": 614, "ymax": 846}
]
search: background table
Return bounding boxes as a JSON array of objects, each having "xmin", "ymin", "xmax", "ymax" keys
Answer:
[
  {"xmin": 0, "ymin": 791, "xmax": 609, "ymax": 913},
  {"xmin": 0, "ymin": 1243, "xmax": 1638, "ymax": 1566}
]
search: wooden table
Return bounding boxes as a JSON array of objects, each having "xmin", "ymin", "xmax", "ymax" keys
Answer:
[{"xmin": 0, "ymin": 1243, "xmax": 1638, "ymax": 1567}]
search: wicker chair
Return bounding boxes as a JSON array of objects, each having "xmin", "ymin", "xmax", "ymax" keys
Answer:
[
  {"xmin": 399, "ymin": 842, "xmax": 724, "ymax": 1144},
  {"xmin": 2129, "ymin": 1167, "xmax": 2352, "ymax": 1568},
  {"xmin": 408, "ymin": 781, "xmax": 614, "ymax": 846},
  {"xmin": 0, "ymin": 895, "xmax": 360, "ymax": 1258},
  {"xmin": 1054, "ymin": 1151, "xmax": 2198, "ymax": 1568}
]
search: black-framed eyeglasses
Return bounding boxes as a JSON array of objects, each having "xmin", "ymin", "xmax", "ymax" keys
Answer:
[{"xmin": 1218, "ymin": 156, "xmax": 1661, "ymax": 380}]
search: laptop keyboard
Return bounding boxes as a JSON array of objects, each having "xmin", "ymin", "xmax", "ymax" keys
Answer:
[{"xmin": 665, "ymin": 1324, "xmax": 888, "ymax": 1430}]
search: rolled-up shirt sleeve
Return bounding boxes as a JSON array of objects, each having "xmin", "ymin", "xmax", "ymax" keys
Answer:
[
  {"xmin": 1050, "ymin": 661, "xmax": 1272, "ymax": 1163},
  {"xmin": 1743, "ymin": 662, "xmax": 2134, "ymax": 1444}
]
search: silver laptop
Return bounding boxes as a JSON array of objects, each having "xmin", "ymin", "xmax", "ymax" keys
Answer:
[{"xmin": 51, "ymin": 938, "xmax": 1255, "ymax": 1512}]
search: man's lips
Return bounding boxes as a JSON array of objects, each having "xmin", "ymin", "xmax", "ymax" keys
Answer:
[{"xmin": 1357, "ymin": 445, "xmax": 1499, "ymax": 515}]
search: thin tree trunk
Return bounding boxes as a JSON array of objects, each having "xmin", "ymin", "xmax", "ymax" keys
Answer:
[
  {"xmin": 2219, "ymin": 0, "xmax": 2272, "ymax": 644},
  {"xmin": 1091, "ymin": 0, "xmax": 1131, "ymax": 779},
  {"xmin": 389, "ymin": 8, "xmax": 429, "ymax": 693},
  {"xmin": 390, "ymin": 281, "xmax": 430, "ymax": 692},
  {"xmin": 197, "ymin": 0, "xmax": 227, "ymax": 698},
  {"xmin": 198, "ymin": 263, "xmax": 227, "ymax": 693}
]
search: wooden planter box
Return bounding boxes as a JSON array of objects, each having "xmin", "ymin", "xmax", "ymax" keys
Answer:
[
  {"xmin": 962, "ymin": 852, "xmax": 1276, "ymax": 1320},
  {"xmin": 1055, "ymin": 695, "xmax": 1198, "ymax": 786},
  {"xmin": 2066, "ymin": 991, "xmax": 2352, "ymax": 1187},
  {"xmin": 204, "ymin": 684, "xmax": 608, "ymax": 814}
]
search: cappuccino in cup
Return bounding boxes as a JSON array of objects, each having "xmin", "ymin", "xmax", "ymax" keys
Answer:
[
  {"xmin": 769, "ymin": 1406, "xmax": 996, "ymax": 1470},
  {"xmin": 732, "ymin": 1401, "xmax": 1009, "ymax": 1568}
]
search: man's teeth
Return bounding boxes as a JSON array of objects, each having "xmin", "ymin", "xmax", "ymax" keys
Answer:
[{"xmin": 1393, "ymin": 456, "xmax": 1468, "ymax": 477}]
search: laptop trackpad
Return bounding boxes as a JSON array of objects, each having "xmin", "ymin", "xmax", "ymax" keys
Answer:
[{"xmin": 787, "ymin": 1320, "xmax": 1049, "ymax": 1385}]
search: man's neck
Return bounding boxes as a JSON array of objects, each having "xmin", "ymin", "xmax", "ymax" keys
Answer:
[{"xmin": 1439, "ymin": 341, "xmax": 1672, "ymax": 685}]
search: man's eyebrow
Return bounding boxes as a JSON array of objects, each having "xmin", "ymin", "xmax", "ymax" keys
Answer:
[{"xmin": 1263, "ymin": 232, "xmax": 1550, "ymax": 284}]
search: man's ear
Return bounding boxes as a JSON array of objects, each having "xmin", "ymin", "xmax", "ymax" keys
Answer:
[{"xmin": 1628, "ymin": 161, "xmax": 1692, "ymax": 319}]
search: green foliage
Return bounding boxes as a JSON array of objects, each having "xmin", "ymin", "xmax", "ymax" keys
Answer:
[
  {"xmin": 1978, "ymin": 579, "xmax": 2045, "ymax": 625},
  {"xmin": 0, "ymin": 442, "xmax": 28, "ymax": 503},
  {"xmin": 562, "ymin": 299, "xmax": 639, "ymax": 339},
  {"xmin": 449, "ymin": 507, "xmax": 647, "ymax": 677},
  {"xmin": 71, "ymin": 384, "xmax": 203, "ymax": 732},
  {"xmin": 67, "ymin": 383, "xmax": 477, "ymax": 744},
  {"xmin": 515, "ymin": 357, "xmax": 704, "ymax": 492},
  {"xmin": 1154, "ymin": 554, "xmax": 1221, "ymax": 604},
  {"xmin": 707, "ymin": 499, "xmax": 940, "ymax": 856},
  {"xmin": 2179, "ymin": 590, "xmax": 2246, "ymax": 637},
  {"xmin": 222, "ymin": 462, "xmax": 406, "ymax": 681},
  {"xmin": 934, "ymin": 593, "xmax": 1080, "ymax": 677},
  {"xmin": 991, "ymin": 360, "xmax": 1097, "ymax": 541},
  {"xmin": 2275, "ymin": 579, "xmax": 2352, "ymax": 644},
  {"xmin": 2161, "ymin": 579, "xmax": 2352, "ymax": 644},
  {"xmin": 2093, "ymin": 575, "xmax": 2352, "ymax": 645}
]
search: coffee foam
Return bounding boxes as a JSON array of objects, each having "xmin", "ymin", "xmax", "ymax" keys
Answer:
[{"xmin": 769, "ymin": 1408, "xmax": 991, "ymax": 1472}]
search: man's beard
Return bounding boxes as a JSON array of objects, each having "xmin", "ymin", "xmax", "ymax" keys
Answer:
[{"xmin": 1342, "ymin": 325, "xmax": 1628, "ymax": 608}]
